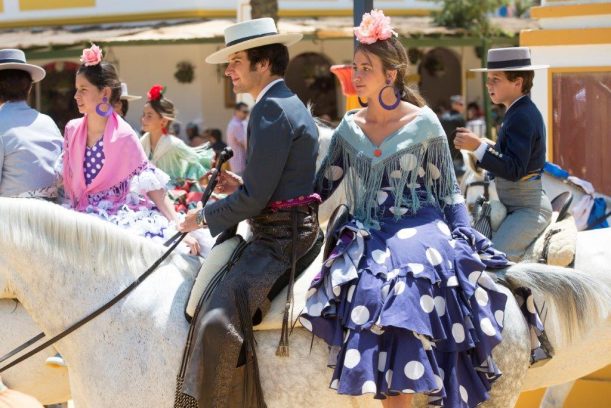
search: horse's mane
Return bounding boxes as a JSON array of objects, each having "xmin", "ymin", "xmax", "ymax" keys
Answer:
[{"xmin": 0, "ymin": 198, "xmax": 199, "ymax": 278}]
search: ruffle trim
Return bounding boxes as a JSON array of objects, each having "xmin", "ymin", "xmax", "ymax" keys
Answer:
[{"xmin": 300, "ymin": 223, "xmax": 508, "ymax": 407}]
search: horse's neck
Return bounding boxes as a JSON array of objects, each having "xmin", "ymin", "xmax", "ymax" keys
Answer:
[{"xmin": 0, "ymin": 199, "xmax": 197, "ymax": 407}]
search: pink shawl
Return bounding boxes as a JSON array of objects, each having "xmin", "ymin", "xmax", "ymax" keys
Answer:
[{"xmin": 63, "ymin": 112, "xmax": 147, "ymax": 211}]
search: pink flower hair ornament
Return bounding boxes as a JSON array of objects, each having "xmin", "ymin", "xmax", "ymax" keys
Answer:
[
  {"xmin": 80, "ymin": 43, "xmax": 103, "ymax": 67},
  {"xmin": 354, "ymin": 9, "xmax": 398, "ymax": 45}
]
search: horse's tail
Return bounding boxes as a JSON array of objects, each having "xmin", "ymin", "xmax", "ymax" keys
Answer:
[{"xmin": 503, "ymin": 263, "xmax": 611, "ymax": 347}]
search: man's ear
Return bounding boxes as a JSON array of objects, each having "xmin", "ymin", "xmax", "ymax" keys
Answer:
[{"xmin": 257, "ymin": 59, "xmax": 271, "ymax": 74}]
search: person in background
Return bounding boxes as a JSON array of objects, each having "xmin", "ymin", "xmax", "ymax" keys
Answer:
[
  {"xmin": 0, "ymin": 48, "xmax": 62, "ymax": 200},
  {"xmin": 226, "ymin": 102, "xmax": 249, "ymax": 175},
  {"xmin": 140, "ymin": 85, "xmax": 215, "ymax": 223},
  {"xmin": 440, "ymin": 94, "xmax": 466, "ymax": 176},
  {"xmin": 113, "ymin": 82, "xmax": 141, "ymax": 118},
  {"xmin": 465, "ymin": 101, "xmax": 486, "ymax": 138},
  {"xmin": 203, "ymin": 128, "xmax": 227, "ymax": 155}
]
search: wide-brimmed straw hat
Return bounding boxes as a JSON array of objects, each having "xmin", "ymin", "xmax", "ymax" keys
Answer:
[
  {"xmin": 471, "ymin": 47, "xmax": 549, "ymax": 72},
  {"xmin": 120, "ymin": 82, "xmax": 142, "ymax": 101},
  {"xmin": 205, "ymin": 18, "xmax": 302, "ymax": 64},
  {"xmin": 0, "ymin": 49, "xmax": 46, "ymax": 82}
]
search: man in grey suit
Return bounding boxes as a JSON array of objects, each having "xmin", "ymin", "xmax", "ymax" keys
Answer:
[
  {"xmin": 0, "ymin": 49, "xmax": 62, "ymax": 198},
  {"xmin": 178, "ymin": 18, "xmax": 320, "ymax": 408}
]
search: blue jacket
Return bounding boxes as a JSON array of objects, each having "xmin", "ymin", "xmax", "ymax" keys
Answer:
[
  {"xmin": 479, "ymin": 96, "xmax": 546, "ymax": 181},
  {"xmin": 204, "ymin": 81, "xmax": 319, "ymax": 236}
]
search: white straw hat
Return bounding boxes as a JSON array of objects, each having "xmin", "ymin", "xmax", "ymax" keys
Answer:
[
  {"xmin": 205, "ymin": 18, "xmax": 302, "ymax": 64},
  {"xmin": 471, "ymin": 47, "xmax": 549, "ymax": 72},
  {"xmin": 120, "ymin": 82, "xmax": 142, "ymax": 101},
  {"xmin": 0, "ymin": 49, "xmax": 46, "ymax": 82}
]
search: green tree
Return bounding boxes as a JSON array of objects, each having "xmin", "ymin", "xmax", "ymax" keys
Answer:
[
  {"xmin": 432, "ymin": 0, "xmax": 504, "ymax": 36},
  {"xmin": 250, "ymin": 0, "xmax": 278, "ymax": 22}
]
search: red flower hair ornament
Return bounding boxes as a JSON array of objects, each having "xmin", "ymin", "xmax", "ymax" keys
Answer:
[{"xmin": 147, "ymin": 84, "xmax": 166, "ymax": 101}]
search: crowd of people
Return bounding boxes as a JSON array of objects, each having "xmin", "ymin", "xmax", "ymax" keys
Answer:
[{"xmin": 1, "ymin": 10, "xmax": 554, "ymax": 408}]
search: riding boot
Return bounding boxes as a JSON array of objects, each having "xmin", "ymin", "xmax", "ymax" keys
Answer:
[
  {"xmin": 530, "ymin": 330, "xmax": 554, "ymax": 367},
  {"xmin": 227, "ymin": 357, "xmax": 266, "ymax": 408}
]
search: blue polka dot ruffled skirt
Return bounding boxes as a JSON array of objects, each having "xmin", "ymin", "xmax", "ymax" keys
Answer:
[{"xmin": 300, "ymin": 207, "xmax": 511, "ymax": 407}]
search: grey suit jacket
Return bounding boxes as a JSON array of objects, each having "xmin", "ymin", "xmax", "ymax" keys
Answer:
[
  {"xmin": 204, "ymin": 81, "xmax": 319, "ymax": 236},
  {"xmin": 0, "ymin": 101, "xmax": 63, "ymax": 196}
]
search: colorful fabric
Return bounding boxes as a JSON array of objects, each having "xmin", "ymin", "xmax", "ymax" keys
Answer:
[
  {"xmin": 301, "ymin": 108, "xmax": 512, "ymax": 407},
  {"xmin": 61, "ymin": 114, "xmax": 175, "ymax": 241},
  {"xmin": 268, "ymin": 193, "xmax": 321, "ymax": 210},
  {"xmin": 63, "ymin": 113, "xmax": 147, "ymax": 211},
  {"xmin": 140, "ymin": 132, "xmax": 213, "ymax": 186}
]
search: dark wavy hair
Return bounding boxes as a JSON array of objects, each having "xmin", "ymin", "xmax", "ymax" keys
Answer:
[
  {"xmin": 77, "ymin": 62, "xmax": 122, "ymax": 104},
  {"xmin": 246, "ymin": 43, "xmax": 289, "ymax": 77},
  {"xmin": 355, "ymin": 37, "xmax": 425, "ymax": 107}
]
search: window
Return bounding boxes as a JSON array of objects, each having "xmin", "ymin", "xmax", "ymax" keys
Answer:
[{"xmin": 550, "ymin": 68, "xmax": 611, "ymax": 195}]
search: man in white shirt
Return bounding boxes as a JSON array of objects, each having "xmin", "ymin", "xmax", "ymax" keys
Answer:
[{"xmin": 225, "ymin": 102, "xmax": 249, "ymax": 175}]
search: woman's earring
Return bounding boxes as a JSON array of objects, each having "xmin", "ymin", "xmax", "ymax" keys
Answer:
[
  {"xmin": 95, "ymin": 96, "xmax": 114, "ymax": 117},
  {"xmin": 378, "ymin": 79, "xmax": 401, "ymax": 110},
  {"xmin": 358, "ymin": 97, "xmax": 368, "ymax": 107}
]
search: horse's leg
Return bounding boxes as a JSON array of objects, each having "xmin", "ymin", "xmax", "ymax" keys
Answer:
[
  {"xmin": 540, "ymin": 381, "xmax": 575, "ymax": 408},
  {"xmin": 480, "ymin": 286, "xmax": 531, "ymax": 408}
]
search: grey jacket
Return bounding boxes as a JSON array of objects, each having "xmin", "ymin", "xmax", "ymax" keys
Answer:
[
  {"xmin": 0, "ymin": 101, "xmax": 62, "ymax": 196},
  {"xmin": 204, "ymin": 81, "xmax": 319, "ymax": 236}
]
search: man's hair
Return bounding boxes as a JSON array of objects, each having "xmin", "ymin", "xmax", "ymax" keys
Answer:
[
  {"xmin": 246, "ymin": 43, "xmax": 289, "ymax": 77},
  {"xmin": 504, "ymin": 70, "xmax": 535, "ymax": 94},
  {"xmin": 234, "ymin": 102, "xmax": 248, "ymax": 111},
  {"xmin": 205, "ymin": 128, "xmax": 223, "ymax": 142},
  {"xmin": 0, "ymin": 69, "xmax": 33, "ymax": 101}
]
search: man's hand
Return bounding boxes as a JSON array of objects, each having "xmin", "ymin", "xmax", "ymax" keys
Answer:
[
  {"xmin": 210, "ymin": 169, "xmax": 243, "ymax": 195},
  {"xmin": 454, "ymin": 127, "xmax": 482, "ymax": 152},
  {"xmin": 180, "ymin": 203, "xmax": 206, "ymax": 233}
]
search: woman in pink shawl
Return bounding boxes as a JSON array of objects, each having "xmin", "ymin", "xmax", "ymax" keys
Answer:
[{"xmin": 61, "ymin": 44, "xmax": 201, "ymax": 254}]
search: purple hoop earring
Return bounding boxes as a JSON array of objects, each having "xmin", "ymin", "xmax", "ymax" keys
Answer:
[
  {"xmin": 95, "ymin": 97, "xmax": 114, "ymax": 118},
  {"xmin": 378, "ymin": 79, "xmax": 401, "ymax": 110},
  {"xmin": 358, "ymin": 97, "xmax": 368, "ymax": 107}
]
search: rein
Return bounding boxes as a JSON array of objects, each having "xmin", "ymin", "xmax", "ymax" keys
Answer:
[{"xmin": 0, "ymin": 147, "xmax": 233, "ymax": 373}]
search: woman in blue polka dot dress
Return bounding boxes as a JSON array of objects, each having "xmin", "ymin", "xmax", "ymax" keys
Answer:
[{"xmin": 300, "ymin": 10, "xmax": 512, "ymax": 408}]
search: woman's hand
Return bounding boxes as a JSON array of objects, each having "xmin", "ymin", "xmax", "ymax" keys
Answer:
[{"xmin": 183, "ymin": 233, "xmax": 201, "ymax": 256}]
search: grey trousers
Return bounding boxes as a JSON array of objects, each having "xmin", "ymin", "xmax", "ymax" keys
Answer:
[
  {"xmin": 180, "ymin": 204, "xmax": 319, "ymax": 408},
  {"xmin": 492, "ymin": 177, "xmax": 552, "ymax": 261}
]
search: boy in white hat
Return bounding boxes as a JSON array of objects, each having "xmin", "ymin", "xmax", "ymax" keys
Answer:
[
  {"xmin": 0, "ymin": 49, "xmax": 62, "ymax": 199},
  {"xmin": 454, "ymin": 46, "xmax": 554, "ymax": 366},
  {"xmin": 178, "ymin": 18, "xmax": 320, "ymax": 407},
  {"xmin": 454, "ymin": 47, "xmax": 552, "ymax": 262}
]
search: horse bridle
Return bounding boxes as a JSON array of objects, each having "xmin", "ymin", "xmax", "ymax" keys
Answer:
[
  {"xmin": 464, "ymin": 173, "xmax": 491, "ymax": 203},
  {"xmin": 0, "ymin": 148, "xmax": 233, "ymax": 374}
]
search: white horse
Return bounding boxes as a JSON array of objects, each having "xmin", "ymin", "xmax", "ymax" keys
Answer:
[
  {"xmin": 460, "ymin": 152, "xmax": 611, "ymax": 406},
  {"xmin": 1, "ymin": 197, "xmax": 610, "ymax": 408}
]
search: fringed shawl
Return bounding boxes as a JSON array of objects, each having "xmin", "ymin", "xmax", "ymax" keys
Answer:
[
  {"xmin": 63, "ymin": 113, "xmax": 148, "ymax": 211},
  {"xmin": 317, "ymin": 107, "xmax": 460, "ymax": 229}
]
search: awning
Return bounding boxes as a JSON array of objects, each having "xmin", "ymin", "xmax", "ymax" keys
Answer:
[{"xmin": 0, "ymin": 16, "xmax": 539, "ymax": 53}]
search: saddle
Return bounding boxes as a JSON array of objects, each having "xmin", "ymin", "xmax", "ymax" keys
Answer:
[
  {"xmin": 523, "ymin": 192, "xmax": 578, "ymax": 266},
  {"xmin": 184, "ymin": 204, "xmax": 352, "ymax": 331},
  {"xmin": 184, "ymin": 225, "xmax": 324, "ymax": 331}
]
